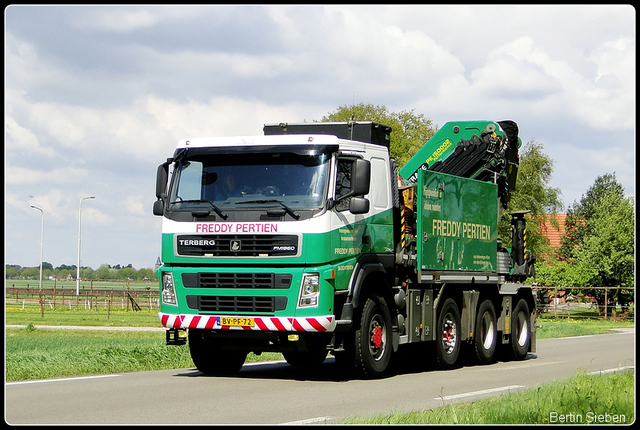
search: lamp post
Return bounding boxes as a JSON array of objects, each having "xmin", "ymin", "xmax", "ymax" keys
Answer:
[
  {"xmin": 76, "ymin": 196, "xmax": 95, "ymax": 295},
  {"xmin": 30, "ymin": 205, "xmax": 44, "ymax": 292}
]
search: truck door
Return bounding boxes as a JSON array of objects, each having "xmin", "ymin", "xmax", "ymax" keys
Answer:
[{"xmin": 330, "ymin": 156, "xmax": 367, "ymax": 289}]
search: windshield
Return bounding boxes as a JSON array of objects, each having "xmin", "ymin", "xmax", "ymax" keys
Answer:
[{"xmin": 168, "ymin": 151, "xmax": 330, "ymax": 215}]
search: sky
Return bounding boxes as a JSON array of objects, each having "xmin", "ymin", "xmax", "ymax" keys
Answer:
[{"xmin": 4, "ymin": 5, "xmax": 636, "ymax": 271}]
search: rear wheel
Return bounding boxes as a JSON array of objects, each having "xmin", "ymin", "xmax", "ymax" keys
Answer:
[
  {"xmin": 474, "ymin": 299, "xmax": 497, "ymax": 364},
  {"xmin": 436, "ymin": 297, "xmax": 461, "ymax": 369},
  {"xmin": 353, "ymin": 293, "xmax": 393, "ymax": 378},
  {"xmin": 188, "ymin": 329, "xmax": 247, "ymax": 375},
  {"xmin": 509, "ymin": 299, "xmax": 531, "ymax": 360}
]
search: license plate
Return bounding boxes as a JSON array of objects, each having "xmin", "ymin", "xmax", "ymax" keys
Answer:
[{"xmin": 219, "ymin": 317, "xmax": 254, "ymax": 327}]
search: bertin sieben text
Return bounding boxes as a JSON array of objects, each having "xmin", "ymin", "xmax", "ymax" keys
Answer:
[{"xmin": 549, "ymin": 411, "xmax": 626, "ymax": 423}]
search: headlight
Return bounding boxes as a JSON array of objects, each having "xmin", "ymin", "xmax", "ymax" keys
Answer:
[
  {"xmin": 162, "ymin": 272, "xmax": 177, "ymax": 305},
  {"xmin": 298, "ymin": 273, "xmax": 320, "ymax": 308}
]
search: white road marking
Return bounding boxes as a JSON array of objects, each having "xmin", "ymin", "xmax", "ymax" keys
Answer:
[
  {"xmin": 470, "ymin": 360, "xmax": 567, "ymax": 372},
  {"xmin": 243, "ymin": 360, "xmax": 288, "ymax": 367},
  {"xmin": 588, "ymin": 366, "xmax": 634, "ymax": 375},
  {"xmin": 6, "ymin": 374, "xmax": 120, "ymax": 386},
  {"xmin": 280, "ymin": 416, "xmax": 336, "ymax": 425},
  {"xmin": 436, "ymin": 385, "xmax": 524, "ymax": 401}
]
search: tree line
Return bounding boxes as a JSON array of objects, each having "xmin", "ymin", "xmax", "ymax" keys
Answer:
[{"xmin": 5, "ymin": 263, "xmax": 156, "ymax": 282}]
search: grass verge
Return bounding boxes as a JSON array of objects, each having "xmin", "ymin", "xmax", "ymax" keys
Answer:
[
  {"xmin": 342, "ymin": 370, "xmax": 634, "ymax": 424},
  {"xmin": 536, "ymin": 314, "xmax": 633, "ymax": 339},
  {"xmin": 5, "ymin": 326, "xmax": 283, "ymax": 382}
]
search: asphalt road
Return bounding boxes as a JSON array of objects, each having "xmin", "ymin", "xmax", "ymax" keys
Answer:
[{"xmin": 5, "ymin": 329, "xmax": 634, "ymax": 425}]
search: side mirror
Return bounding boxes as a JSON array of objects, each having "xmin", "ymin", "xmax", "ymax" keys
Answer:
[
  {"xmin": 349, "ymin": 197, "xmax": 369, "ymax": 214},
  {"xmin": 154, "ymin": 160, "xmax": 171, "ymax": 217},
  {"xmin": 153, "ymin": 200, "xmax": 165, "ymax": 216},
  {"xmin": 156, "ymin": 162, "xmax": 169, "ymax": 199},
  {"xmin": 351, "ymin": 159, "xmax": 371, "ymax": 196}
]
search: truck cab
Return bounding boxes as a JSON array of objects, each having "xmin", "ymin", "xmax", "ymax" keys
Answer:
[{"xmin": 154, "ymin": 124, "xmax": 399, "ymax": 374}]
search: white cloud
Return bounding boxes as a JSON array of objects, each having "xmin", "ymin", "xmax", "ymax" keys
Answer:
[
  {"xmin": 5, "ymin": 111, "xmax": 56, "ymax": 157},
  {"xmin": 81, "ymin": 206, "xmax": 110, "ymax": 226},
  {"xmin": 5, "ymin": 166, "xmax": 89, "ymax": 185},
  {"xmin": 24, "ymin": 188, "xmax": 71, "ymax": 221},
  {"xmin": 121, "ymin": 194, "xmax": 147, "ymax": 217},
  {"xmin": 6, "ymin": 187, "xmax": 109, "ymax": 226},
  {"xmin": 145, "ymin": 95, "xmax": 315, "ymax": 138},
  {"xmin": 482, "ymin": 36, "xmax": 635, "ymax": 132},
  {"xmin": 471, "ymin": 39, "xmax": 563, "ymax": 100},
  {"xmin": 71, "ymin": 7, "xmax": 157, "ymax": 32}
]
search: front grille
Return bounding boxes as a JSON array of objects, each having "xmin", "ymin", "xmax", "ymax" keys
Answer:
[
  {"xmin": 175, "ymin": 234, "xmax": 299, "ymax": 257},
  {"xmin": 182, "ymin": 272, "xmax": 292, "ymax": 289},
  {"xmin": 186, "ymin": 295, "xmax": 287, "ymax": 313}
]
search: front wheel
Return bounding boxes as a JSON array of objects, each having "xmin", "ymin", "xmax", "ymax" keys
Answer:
[
  {"xmin": 436, "ymin": 297, "xmax": 461, "ymax": 369},
  {"xmin": 353, "ymin": 293, "xmax": 393, "ymax": 378},
  {"xmin": 509, "ymin": 299, "xmax": 531, "ymax": 360},
  {"xmin": 188, "ymin": 329, "xmax": 247, "ymax": 375}
]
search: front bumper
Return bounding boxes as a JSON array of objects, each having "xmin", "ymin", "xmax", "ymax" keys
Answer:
[{"xmin": 159, "ymin": 312, "xmax": 336, "ymax": 332}]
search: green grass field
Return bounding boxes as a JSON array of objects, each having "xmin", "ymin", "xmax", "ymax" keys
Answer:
[{"xmin": 6, "ymin": 304, "xmax": 161, "ymax": 327}]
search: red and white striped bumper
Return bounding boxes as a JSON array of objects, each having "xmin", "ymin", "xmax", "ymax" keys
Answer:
[{"xmin": 159, "ymin": 312, "xmax": 336, "ymax": 332}]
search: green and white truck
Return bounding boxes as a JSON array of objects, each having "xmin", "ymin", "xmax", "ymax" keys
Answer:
[{"xmin": 153, "ymin": 120, "xmax": 536, "ymax": 378}]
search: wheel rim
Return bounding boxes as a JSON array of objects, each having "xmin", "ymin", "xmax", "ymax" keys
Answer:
[
  {"xmin": 442, "ymin": 313, "xmax": 457, "ymax": 354},
  {"xmin": 480, "ymin": 312, "xmax": 495, "ymax": 350},
  {"xmin": 516, "ymin": 312, "xmax": 528, "ymax": 347},
  {"xmin": 368, "ymin": 314, "xmax": 386, "ymax": 361}
]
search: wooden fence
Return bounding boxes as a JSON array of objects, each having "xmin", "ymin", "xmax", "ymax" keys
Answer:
[
  {"xmin": 534, "ymin": 286, "xmax": 634, "ymax": 320},
  {"xmin": 5, "ymin": 286, "xmax": 160, "ymax": 314},
  {"xmin": 6, "ymin": 284, "xmax": 633, "ymax": 321}
]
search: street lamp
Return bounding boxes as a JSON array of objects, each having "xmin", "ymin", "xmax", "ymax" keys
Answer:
[
  {"xmin": 30, "ymin": 205, "xmax": 44, "ymax": 292},
  {"xmin": 76, "ymin": 196, "xmax": 95, "ymax": 295}
]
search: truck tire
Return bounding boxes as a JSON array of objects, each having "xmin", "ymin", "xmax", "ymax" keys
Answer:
[
  {"xmin": 509, "ymin": 299, "xmax": 531, "ymax": 360},
  {"xmin": 474, "ymin": 299, "xmax": 497, "ymax": 364},
  {"xmin": 188, "ymin": 329, "xmax": 247, "ymax": 375},
  {"xmin": 436, "ymin": 297, "xmax": 461, "ymax": 369},
  {"xmin": 353, "ymin": 293, "xmax": 393, "ymax": 378}
]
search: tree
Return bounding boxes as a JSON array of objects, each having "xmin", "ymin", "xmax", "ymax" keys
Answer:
[
  {"xmin": 321, "ymin": 103, "xmax": 437, "ymax": 168},
  {"xmin": 137, "ymin": 268, "xmax": 156, "ymax": 281},
  {"xmin": 95, "ymin": 264, "xmax": 113, "ymax": 280},
  {"xmin": 117, "ymin": 266, "xmax": 137, "ymax": 281},
  {"xmin": 497, "ymin": 140, "xmax": 563, "ymax": 258},
  {"xmin": 5, "ymin": 265, "xmax": 22, "ymax": 279},
  {"xmin": 555, "ymin": 174, "xmax": 634, "ymax": 316},
  {"xmin": 80, "ymin": 266, "xmax": 97, "ymax": 280},
  {"xmin": 21, "ymin": 267, "xmax": 39, "ymax": 280},
  {"xmin": 559, "ymin": 173, "xmax": 625, "ymax": 259}
]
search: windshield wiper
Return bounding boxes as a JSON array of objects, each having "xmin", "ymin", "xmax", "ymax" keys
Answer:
[
  {"xmin": 237, "ymin": 199, "xmax": 300, "ymax": 220},
  {"xmin": 170, "ymin": 199, "xmax": 228, "ymax": 220}
]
